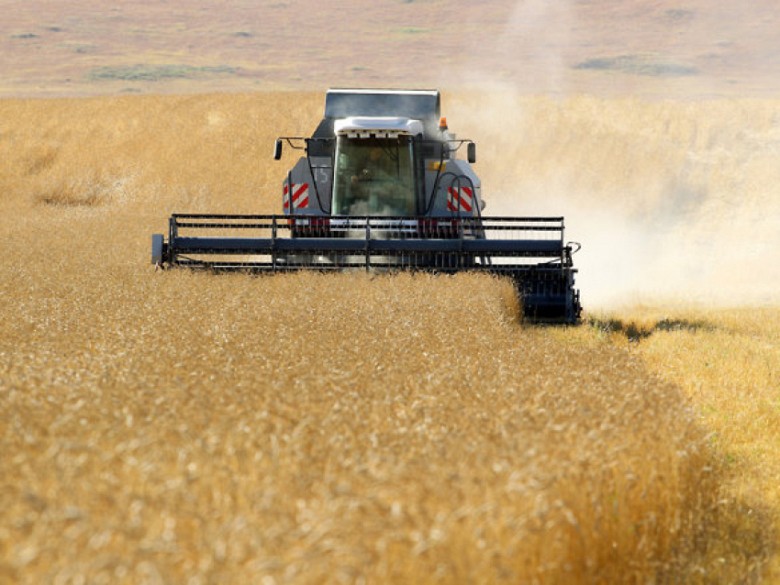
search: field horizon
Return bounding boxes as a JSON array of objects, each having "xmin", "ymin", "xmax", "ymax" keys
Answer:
[{"xmin": 2, "ymin": 0, "xmax": 780, "ymax": 99}]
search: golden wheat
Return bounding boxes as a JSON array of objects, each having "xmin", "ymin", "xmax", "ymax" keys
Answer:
[{"xmin": 0, "ymin": 92, "xmax": 777, "ymax": 583}]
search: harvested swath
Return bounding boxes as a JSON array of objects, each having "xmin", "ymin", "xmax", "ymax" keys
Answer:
[{"xmin": 605, "ymin": 305, "xmax": 780, "ymax": 581}]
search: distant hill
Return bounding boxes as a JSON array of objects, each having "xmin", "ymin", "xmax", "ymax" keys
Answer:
[{"xmin": 1, "ymin": 0, "xmax": 778, "ymax": 98}]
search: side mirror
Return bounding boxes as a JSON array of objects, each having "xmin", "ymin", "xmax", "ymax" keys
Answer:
[
  {"xmin": 467, "ymin": 142, "xmax": 476, "ymax": 164},
  {"xmin": 273, "ymin": 138, "xmax": 283, "ymax": 160}
]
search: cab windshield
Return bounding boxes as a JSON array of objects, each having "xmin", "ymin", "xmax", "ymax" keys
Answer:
[{"xmin": 332, "ymin": 136, "xmax": 416, "ymax": 216}]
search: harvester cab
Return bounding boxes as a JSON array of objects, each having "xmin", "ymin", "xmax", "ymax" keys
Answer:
[
  {"xmin": 152, "ymin": 88, "xmax": 582, "ymax": 323},
  {"xmin": 331, "ymin": 118, "xmax": 421, "ymax": 217},
  {"xmin": 274, "ymin": 89, "xmax": 482, "ymax": 220}
]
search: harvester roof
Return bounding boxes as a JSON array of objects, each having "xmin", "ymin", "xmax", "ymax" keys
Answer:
[{"xmin": 313, "ymin": 89, "xmax": 442, "ymax": 141}]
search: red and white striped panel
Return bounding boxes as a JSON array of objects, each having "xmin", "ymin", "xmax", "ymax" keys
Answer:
[
  {"xmin": 283, "ymin": 183, "xmax": 309, "ymax": 210},
  {"xmin": 446, "ymin": 186, "xmax": 474, "ymax": 212}
]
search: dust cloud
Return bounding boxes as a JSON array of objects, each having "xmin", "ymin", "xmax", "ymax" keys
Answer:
[
  {"xmin": 449, "ymin": 93, "xmax": 780, "ymax": 309},
  {"xmin": 432, "ymin": 0, "xmax": 780, "ymax": 310}
]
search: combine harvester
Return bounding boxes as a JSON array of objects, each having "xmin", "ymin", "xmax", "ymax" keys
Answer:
[{"xmin": 152, "ymin": 89, "xmax": 581, "ymax": 322}]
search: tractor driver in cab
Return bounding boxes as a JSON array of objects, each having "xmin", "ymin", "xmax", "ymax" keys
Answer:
[
  {"xmin": 350, "ymin": 146, "xmax": 393, "ymax": 190},
  {"xmin": 344, "ymin": 142, "xmax": 414, "ymax": 216}
]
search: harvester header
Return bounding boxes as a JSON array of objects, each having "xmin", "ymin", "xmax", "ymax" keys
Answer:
[{"xmin": 152, "ymin": 88, "xmax": 581, "ymax": 322}]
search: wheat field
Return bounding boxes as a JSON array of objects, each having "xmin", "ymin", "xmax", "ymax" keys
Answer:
[{"xmin": 1, "ymin": 92, "xmax": 778, "ymax": 583}]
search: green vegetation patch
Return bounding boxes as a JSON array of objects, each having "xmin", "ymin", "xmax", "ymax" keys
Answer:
[
  {"xmin": 72, "ymin": 44, "xmax": 95, "ymax": 54},
  {"xmin": 87, "ymin": 64, "xmax": 237, "ymax": 82},
  {"xmin": 665, "ymin": 9, "xmax": 695, "ymax": 21},
  {"xmin": 573, "ymin": 54, "xmax": 698, "ymax": 77},
  {"xmin": 398, "ymin": 26, "xmax": 430, "ymax": 35}
]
